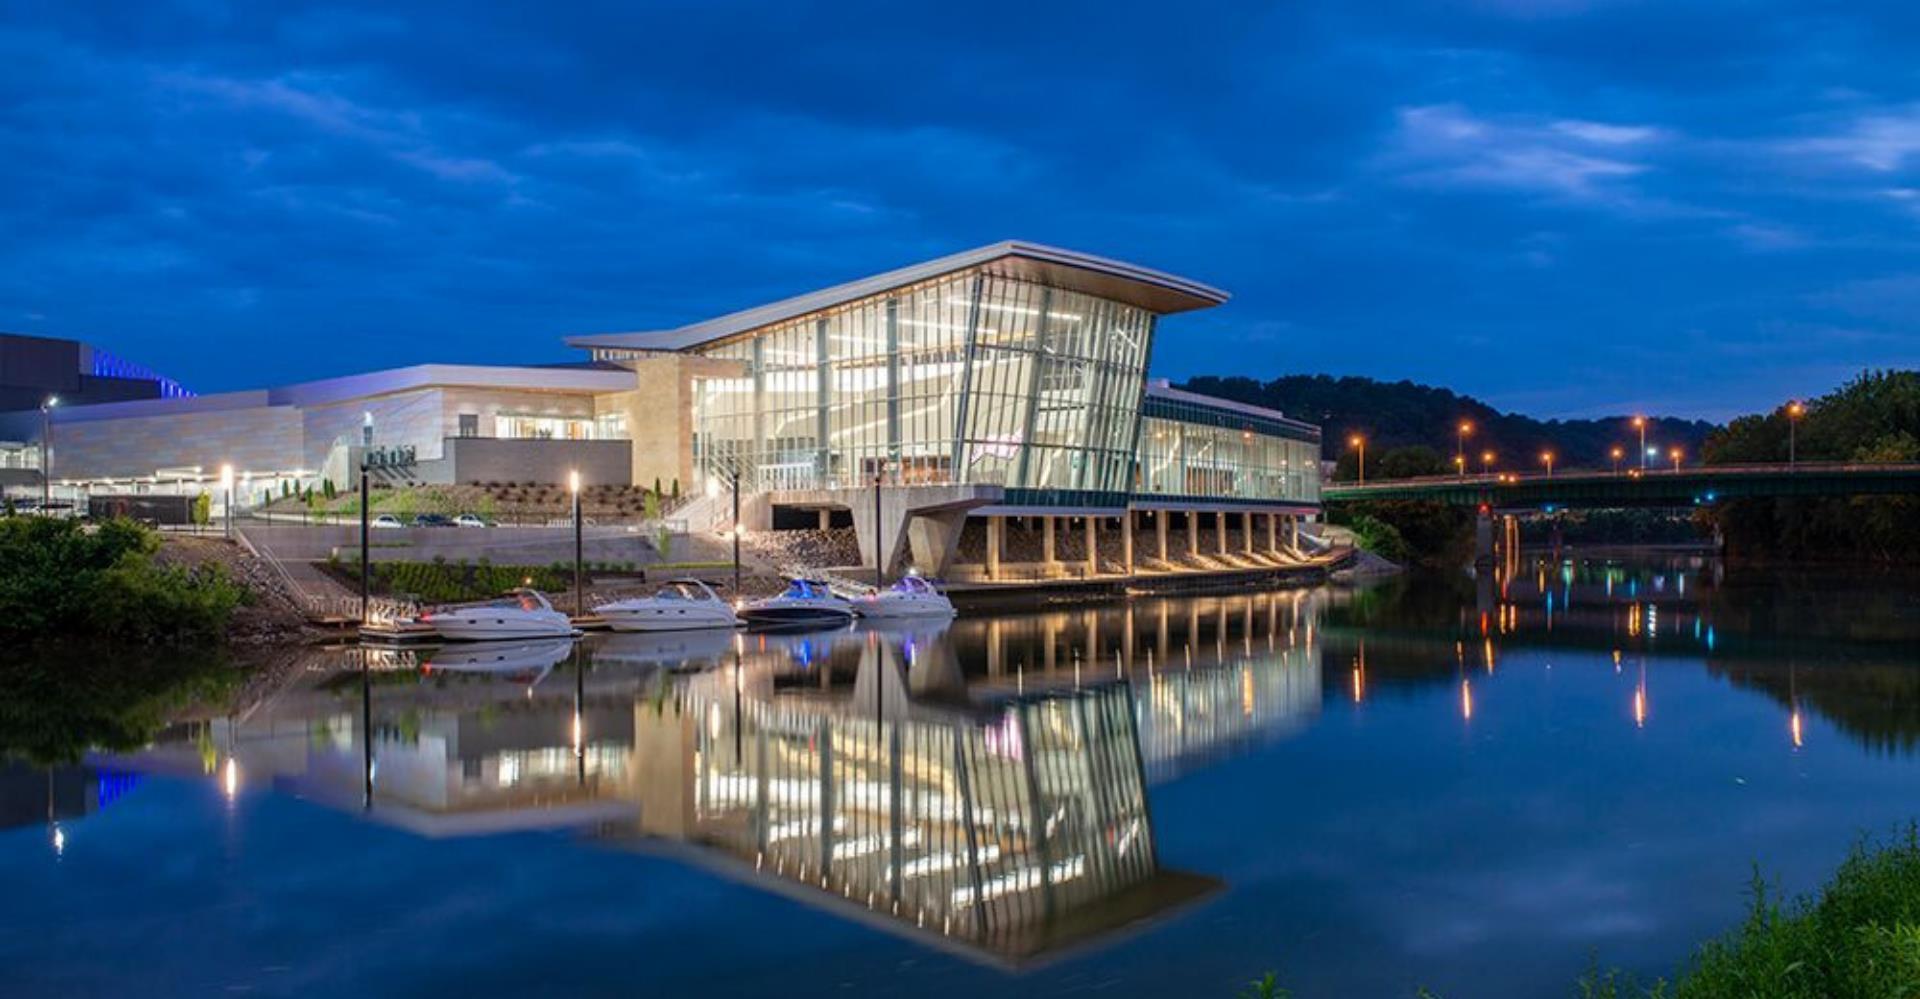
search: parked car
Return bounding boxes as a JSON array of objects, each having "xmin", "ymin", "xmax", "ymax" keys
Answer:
[
  {"xmin": 371, "ymin": 514, "xmax": 405, "ymax": 529},
  {"xmin": 454, "ymin": 513, "xmax": 493, "ymax": 528},
  {"xmin": 412, "ymin": 513, "xmax": 455, "ymax": 528}
]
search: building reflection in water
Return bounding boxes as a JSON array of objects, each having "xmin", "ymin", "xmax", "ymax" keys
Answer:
[{"xmin": 101, "ymin": 589, "xmax": 1324, "ymax": 965}]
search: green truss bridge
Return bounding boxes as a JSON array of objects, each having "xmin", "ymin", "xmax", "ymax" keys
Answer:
[{"xmin": 1322, "ymin": 462, "xmax": 1920, "ymax": 510}]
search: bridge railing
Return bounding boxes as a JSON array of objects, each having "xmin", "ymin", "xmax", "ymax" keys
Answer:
[{"xmin": 1328, "ymin": 461, "xmax": 1920, "ymax": 493}]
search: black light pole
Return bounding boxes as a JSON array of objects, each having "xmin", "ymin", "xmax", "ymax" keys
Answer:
[
  {"xmin": 220, "ymin": 464, "xmax": 234, "ymax": 542},
  {"xmin": 358, "ymin": 463, "xmax": 370, "ymax": 625},
  {"xmin": 730, "ymin": 468, "xmax": 742, "ymax": 594},
  {"xmin": 38, "ymin": 395, "xmax": 55, "ymax": 514},
  {"xmin": 570, "ymin": 470, "xmax": 584, "ymax": 618},
  {"xmin": 873, "ymin": 470, "xmax": 884, "ymax": 589}
]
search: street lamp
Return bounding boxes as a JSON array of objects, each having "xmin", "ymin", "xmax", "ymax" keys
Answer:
[
  {"xmin": 1632, "ymin": 416, "xmax": 1648, "ymax": 471},
  {"xmin": 1456, "ymin": 421, "xmax": 1473, "ymax": 479},
  {"xmin": 1349, "ymin": 434, "xmax": 1366, "ymax": 486},
  {"xmin": 1609, "ymin": 446, "xmax": 1624, "ymax": 475},
  {"xmin": 38, "ymin": 395, "xmax": 57, "ymax": 514},
  {"xmin": 1786, "ymin": 400, "xmax": 1805, "ymax": 468},
  {"xmin": 569, "ymin": 469, "xmax": 583, "ymax": 618},
  {"xmin": 1540, "ymin": 451, "xmax": 1555, "ymax": 478},
  {"xmin": 1669, "ymin": 447, "xmax": 1684, "ymax": 472},
  {"xmin": 1480, "ymin": 450, "xmax": 1495, "ymax": 477},
  {"xmin": 218, "ymin": 464, "xmax": 235, "ymax": 541}
]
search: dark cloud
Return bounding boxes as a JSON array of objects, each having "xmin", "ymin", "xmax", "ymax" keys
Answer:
[{"xmin": 2, "ymin": 0, "xmax": 1918, "ymax": 417}]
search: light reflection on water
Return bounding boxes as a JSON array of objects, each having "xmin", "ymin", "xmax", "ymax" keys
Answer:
[{"xmin": 8, "ymin": 557, "xmax": 1920, "ymax": 996}]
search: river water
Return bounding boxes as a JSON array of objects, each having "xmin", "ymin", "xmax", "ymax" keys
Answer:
[{"xmin": 4, "ymin": 555, "xmax": 1920, "ymax": 997}]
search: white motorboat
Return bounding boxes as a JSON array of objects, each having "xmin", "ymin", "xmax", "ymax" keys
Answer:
[
  {"xmin": 419, "ymin": 638, "xmax": 573, "ymax": 686},
  {"xmin": 422, "ymin": 588, "xmax": 576, "ymax": 641},
  {"xmin": 597, "ymin": 579, "xmax": 741, "ymax": 632},
  {"xmin": 737, "ymin": 578, "xmax": 856, "ymax": 628},
  {"xmin": 853, "ymin": 575, "xmax": 957, "ymax": 620}
]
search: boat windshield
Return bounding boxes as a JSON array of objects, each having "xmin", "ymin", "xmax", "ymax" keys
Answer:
[
  {"xmin": 783, "ymin": 580, "xmax": 825, "ymax": 599},
  {"xmin": 516, "ymin": 592, "xmax": 548, "ymax": 612},
  {"xmin": 892, "ymin": 577, "xmax": 934, "ymax": 595}
]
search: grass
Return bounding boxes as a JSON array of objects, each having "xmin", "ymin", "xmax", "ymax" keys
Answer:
[{"xmin": 1242, "ymin": 827, "xmax": 1920, "ymax": 998}]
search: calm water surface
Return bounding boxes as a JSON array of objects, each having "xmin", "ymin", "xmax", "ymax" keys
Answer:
[{"xmin": 5, "ymin": 556, "xmax": 1920, "ymax": 997}]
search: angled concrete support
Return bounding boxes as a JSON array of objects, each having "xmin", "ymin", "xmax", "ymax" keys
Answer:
[{"xmin": 905, "ymin": 508, "xmax": 968, "ymax": 577}]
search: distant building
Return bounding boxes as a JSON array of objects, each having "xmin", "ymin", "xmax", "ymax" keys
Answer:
[{"xmin": 14, "ymin": 242, "xmax": 1323, "ymax": 576}]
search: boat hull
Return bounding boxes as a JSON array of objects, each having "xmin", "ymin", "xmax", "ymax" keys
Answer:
[
  {"xmin": 601, "ymin": 608, "xmax": 740, "ymax": 632},
  {"xmin": 428, "ymin": 615, "xmax": 575, "ymax": 642},
  {"xmin": 737, "ymin": 606, "xmax": 855, "ymax": 627}
]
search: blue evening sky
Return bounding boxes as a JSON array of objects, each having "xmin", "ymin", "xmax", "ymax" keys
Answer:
[{"xmin": 4, "ymin": 1, "xmax": 1919, "ymax": 419}]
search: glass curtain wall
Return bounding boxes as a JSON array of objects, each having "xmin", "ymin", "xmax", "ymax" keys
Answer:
[
  {"xmin": 1136, "ymin": 414, "xmax": 1321, "ymax": 504},
  {"xmin": 691, "ymin": 269, "xmax": 1154, "ymax": 495}
]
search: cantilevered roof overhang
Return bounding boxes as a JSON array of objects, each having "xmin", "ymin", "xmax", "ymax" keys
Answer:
[{"xmin": 566, "ymin": 240, "xmax": 1230, "ymax": 354}]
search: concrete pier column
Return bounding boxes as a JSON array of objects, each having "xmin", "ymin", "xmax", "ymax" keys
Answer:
[
  {"xmin": 1216, "ymin": 511, "xmax": 1228, "ymax": 555},
  {"xmin": 1290, "ymin": 515, "xmax": 1300, "ymax": 552},
  {"xmin": 817, "ymin": 509, "xmax": 832, "ymax": 531},
  {"xmin": 1084, "ymin": 516, "xmax": 1099, "ymax": 576},
  {"xmin": 1474, "ymin": 509, "xmax": 1495, "ymax": 573},
  {"xmin": 1186, "ymin": 510, "xmax": 1199, "ymax": 557},
  {"xmin": 1266, "ymin": 512, "xmax": 1278, "ymax": 553},
  {"xmin": 1243, "ymin": 511, "xmax": 1255, "ymax": 554},
  {"xmin": 1123, "ymin": 512, "xmax": 1136, "ymax": 574},
  {"xmin": 1042, "ymin": 515, "xmax": 1056, "ymax": 566},
  {"xmin": 1155, "ymin": 510, "xmax": 1169, "ymax": 561},
  {"xmin": 986, "ymin": 515, "xmax": 1003, "ymax": 580}
]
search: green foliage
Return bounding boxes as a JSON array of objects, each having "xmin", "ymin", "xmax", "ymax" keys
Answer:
[
  {"xmin": 191, "ymin": 491, "xmax": 212, "ymax": 526},
  {"xmin": 0, "ymin": 517, "xmax": 244, "ymax": 644},
  {"xmin": 1334, "ymin": 500, "xmax": 1474, "ymax": 567},
  {"xmin": 3, "ymin": 496, "xmax": 14, "ymax": 517},
  {"xmin": 1704, "ymin": 370, "xmax": 1920, "ymax": 562},
  {"xmin": 643, "ymin": 489, "xmax": 661, "ymax": 521},
  {"xmin": 1346, "ymin": 512, "xmax": 1413, "ymax": 563},
  {"xmin": 351, "ymin": 559, "xmax": 570, "ymax": 603},
  {"xmin": 653, "ymin": 476, "xmax": 662, "ymax": 498},
  {"xmin": 656, "ymin": 526, "xmax": 674, "ymax": 561},
  {"xmin": 1335, "ymin": 444, "xmax": 1452, "ymax": 482},
  {"xmin": 323, "ymin": 478, "xmax": 337, "ymax": 500},
  {"xmin": 1182, "ymin": 374, "xmax": 1716, "ymax": 469},
  {"xmin": 1237, "ymin": 971, "xmax": 1290, "ymax": 999},
  {"xmin": 671, "ymin": 477, "xmax": 681, "ymax": 500}
]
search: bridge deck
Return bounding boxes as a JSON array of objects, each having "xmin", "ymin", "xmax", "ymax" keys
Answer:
[{"xmin": 1323, "ymin": 461, "xmax": 1920, "ymax": 508}]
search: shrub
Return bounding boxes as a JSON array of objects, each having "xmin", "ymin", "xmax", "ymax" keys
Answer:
[{"xmin": 0, "ymin": 517, "xmax": 243, "ymax": 644}]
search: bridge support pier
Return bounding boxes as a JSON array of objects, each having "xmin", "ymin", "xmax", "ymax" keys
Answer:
[
  {"xmin": 1156, "ymin": 510, "xmax": 1169, "ymax": 562},
  {"xmin": 1474, "ymin": 508, "xmax": 1495, "ymax": 574}
]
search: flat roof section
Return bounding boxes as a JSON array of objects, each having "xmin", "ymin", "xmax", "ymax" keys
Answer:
[
  {"xmin": 46, "ymin": 363, "xmax": 635, "ymax": 424},
  {"xmin": 566, "ymin": 240, "xmax": 1230, "ymax": 354}
]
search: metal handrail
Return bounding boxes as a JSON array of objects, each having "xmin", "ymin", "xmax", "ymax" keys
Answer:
[{"xmin": 1330, "ymin": 460, "xmax": 1920, "ymax": 491}]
